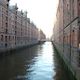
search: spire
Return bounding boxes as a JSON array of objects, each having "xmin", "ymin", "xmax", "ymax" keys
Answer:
[
  {"xmin": 21, "ymin": 10, "xmax": 23, "ymax": 15},
  {"xmin": 15, "ymin": 3, "xmax": 18, "ymax": 10}
]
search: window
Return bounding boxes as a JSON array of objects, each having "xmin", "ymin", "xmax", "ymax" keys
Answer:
[
  {"xmin": 13, "ymin": 36, "xmax": 14, "ymax": 39},
  {"xmin": 5, "ymin": 36, "xmax": 7, "ymax": 42},
  {"xmin": 73, "ymin": 30, "xmax": 74, "ymax": 32},
  {"xmin": 5, "ymin": 43, "xmax": 7, "ymax": 47},
  {"xmin": 1, "ymin": 35, "xmax": 3, "ymax": 41},
  {"xmin": 78, "ymin": 53, "xmax": 80, "ymax": 67},
  {"xmin": 5, "ymin": 29, "xmax": 8, "ymax": 33},
  {"xmin": 7, "ymin": 3, "xmax": 8, "ymax": 7},
  {"xmin": 6, "ymin": 23, "xmax": 8, "ymax": 27},
  {"xmin": 7, "ymin": 0, "xmax": 10, "ymax": 2}
]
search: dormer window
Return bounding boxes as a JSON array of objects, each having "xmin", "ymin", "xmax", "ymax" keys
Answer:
[{"xmin": 7, "ymin": 0, "xmax": 10, "ymax": 2}]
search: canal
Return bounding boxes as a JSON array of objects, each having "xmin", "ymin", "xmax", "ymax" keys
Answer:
[{"xmin": 0, "ymin": 42, "xmax": 75, "ymax": 80}]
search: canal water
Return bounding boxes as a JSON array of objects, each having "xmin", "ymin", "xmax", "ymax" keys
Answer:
[{"xmin": 0, "ymin": 42, "xmax": 75, "ymax": 80}]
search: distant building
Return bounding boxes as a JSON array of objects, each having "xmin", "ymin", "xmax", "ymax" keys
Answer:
[{"xmin": 38, "ymin": 29, "xmax": 46, "ymax": 41}]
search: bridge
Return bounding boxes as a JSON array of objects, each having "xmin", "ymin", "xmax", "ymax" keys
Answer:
[{"xmin": 39, "ymin": 39, "xmax": 52, "ymax": 42}]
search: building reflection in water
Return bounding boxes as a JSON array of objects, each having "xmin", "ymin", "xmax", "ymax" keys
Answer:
[{"xmin": 0, "ymin": 45, "xmax": 40, "ymax": 80}]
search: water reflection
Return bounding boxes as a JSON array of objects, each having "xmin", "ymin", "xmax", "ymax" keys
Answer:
[
  {"xmin": 0, "ymin": 42, "xmax": 75, "ymax": 80},
  {"xmin": 0, "ymin": 45, "xmax": 40, "ymax": 80}
]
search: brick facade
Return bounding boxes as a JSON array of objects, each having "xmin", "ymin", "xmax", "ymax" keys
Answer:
[
  {"xmin": 53, "ymin": 0, "xmax": 80, "ymax": 80},
  {"xmin": 0, "ymin": 0, "xmax": 46, "ymax": 50}
]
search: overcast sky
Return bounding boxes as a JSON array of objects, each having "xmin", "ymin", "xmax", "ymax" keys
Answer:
[{"xmin": 10, "ymin": 0, "xmax": 59, "ymax": 38}]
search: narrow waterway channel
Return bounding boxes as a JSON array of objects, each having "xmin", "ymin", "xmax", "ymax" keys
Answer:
[{"xmin": 0, "ymin": 42, "xmax": 75, "ymax": 80}]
